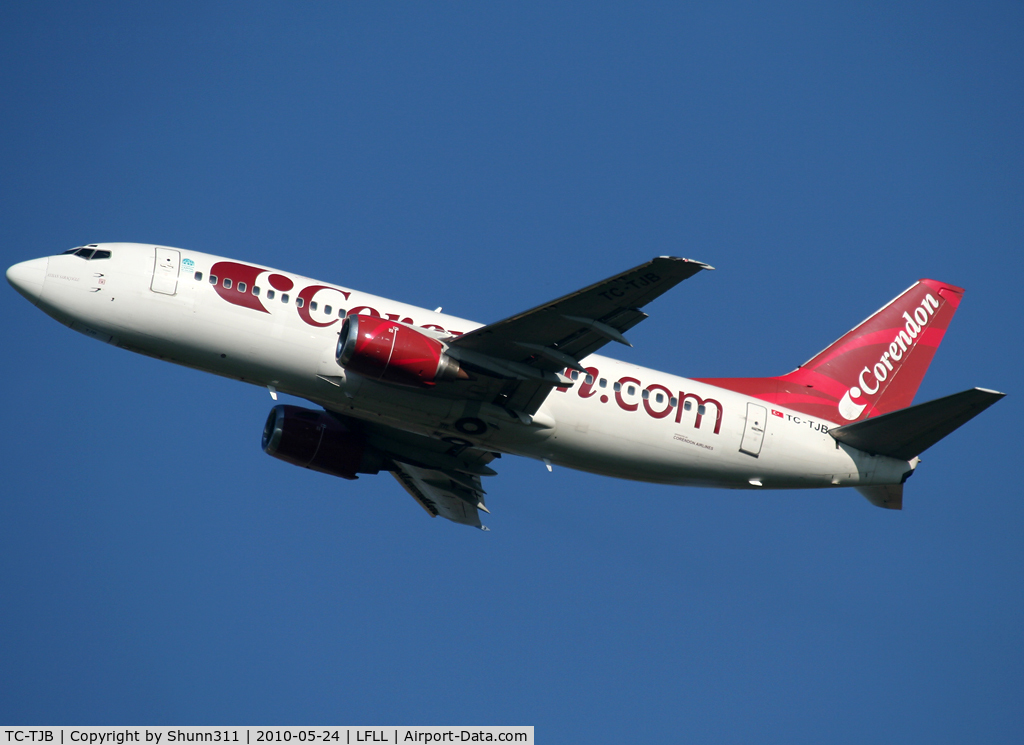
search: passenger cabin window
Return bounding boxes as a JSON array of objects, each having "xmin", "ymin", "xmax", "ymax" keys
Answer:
[
  {"xmin": 281, "ymin": 294, "xmax": 289, "ymax": 304},
  {"xmin": 683, "ymin": 400, "xmax": 692, "ymax": 411},
  {"xmin": 655, "ymin": 393, "xmax": 664, "ymax": 403},
  {"xmin": 670, "ymin": 397, "xmax": 678, "ymax": 407},
  {"xmin": 642, "ymin": 389, "xmax": 650, "ymax": 400},
  {"xmin": 698, "ymin": 405, "xmax": 707, "ymax": 415},
  {"xmin": 310, "ymin": 301, "xmax": 317, "ymax": 311},
  {"xmin": 627, "ymin": 386, "xmax": 636, "ymax": 395},
  {"xmin": 296, "ymin": 297, "xmax": 304, "ymax": 308},
  {"xmin": 223, "ymin": 278, "xmax": 232, "ymax": 289},
  {"xmin": 585, "ymin": 375, "xmax": 594, "ymax": 385},
  {"xmin": 613, "ymin": 382, "xmax": 621, "ymax": 392},
  {"xmin": 238, "ymin": 282, "xmax": 247, "ymax": 293},
  {"xmin": 338, "ymin": 308, "xmax": 346, "ymax": 317},
  {"xmin": 266, "ymin": 289, "xmax": 275, "ymax": 300},
  {"xmin": 209, "ymin": 275, "xmax": 218, "ymax": 285},
  {"xmin": 194, "ymin": 271, "xmax": 203, "ymax": 281},
  {"xmin": 599, "ymin": 378, "xmax": 607, "ymax": 388},
  {"xmin": 324, "ymin": 305, "xmax": 332, "ymax": 315},
  {"xmin": 571, "ymin": 371, "xmax": 579, "ymax": 381},
  {"xmin": 252, "ymin": 286, "xmax": 260, "ymax": 296}
]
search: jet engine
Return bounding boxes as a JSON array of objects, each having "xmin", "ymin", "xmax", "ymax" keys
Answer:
[
  {"xmin": 336, "ymin": 315, "xmax": 466, "ymax": 387},
  {"xmin": 262, "ymin": 404, "xmax": 384, "ymax": 480}
]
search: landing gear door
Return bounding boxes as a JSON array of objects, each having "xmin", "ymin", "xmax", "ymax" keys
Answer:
[
  {"xmin": 740, "ymin": 402, "xmax": 767, "ymax": 457},
  {"xmin": 151, "ymin": 247, "xmax": 180, "ymax": 295}
]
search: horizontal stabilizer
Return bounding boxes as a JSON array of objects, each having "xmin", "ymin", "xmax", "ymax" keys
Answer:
[{"xmin": 830, "ymin": 387, "xmax": 1005, "ymax": 460}]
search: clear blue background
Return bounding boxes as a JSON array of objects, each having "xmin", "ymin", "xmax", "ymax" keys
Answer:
[{"xmin": 2, "ymin": 2, "xmax": 1021, "ymax": 741}]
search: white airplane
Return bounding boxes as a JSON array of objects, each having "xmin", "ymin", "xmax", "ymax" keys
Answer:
[{"xmin": 7, "ymin": 243, "xmax": 1004, "ymax": 529}]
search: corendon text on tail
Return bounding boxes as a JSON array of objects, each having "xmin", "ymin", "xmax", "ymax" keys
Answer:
[{"xmin": 6, "ymin": 243, "xmax": 1005, "ymax": 528}]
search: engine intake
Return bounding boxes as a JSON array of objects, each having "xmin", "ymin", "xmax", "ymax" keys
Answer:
[
  {"xmin": 262, "ymin": 404, "xmax": 384, "ymax": 480},
  {"xmin": 336, "ymin": 314, "xmax": 466, "ymax": 387}
]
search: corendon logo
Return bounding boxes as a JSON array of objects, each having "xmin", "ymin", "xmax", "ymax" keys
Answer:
[
  {"xmin": 837, "ymin": 293, "xmax": 940, "ymax": 420},
  {"xmin": 208, "ymin": 261, "xmax": 463, "ymax": 336}
]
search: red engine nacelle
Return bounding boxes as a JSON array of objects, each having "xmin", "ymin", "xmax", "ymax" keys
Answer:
[
  {"xmin": 336, "ymin": 314, "xmax": 466, "ymax": 387},
  {"xmin": 262, "ymin": 404, "xmax": 384, "ymax": 480}
]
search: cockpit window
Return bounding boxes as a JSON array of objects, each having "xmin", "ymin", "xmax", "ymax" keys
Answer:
[{"xmin": 61, "ymin": 247, "xmax": 111, "ymax": 260}]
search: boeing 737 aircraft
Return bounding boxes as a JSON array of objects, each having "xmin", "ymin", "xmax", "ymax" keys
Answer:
[{"xmin": 7, "ymin": 244, "xmax": 1004, "ymax": 529}]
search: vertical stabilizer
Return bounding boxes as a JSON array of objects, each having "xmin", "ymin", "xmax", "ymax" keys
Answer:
[{"xmin": 699, "ymin": 279, "xmax": 964, "ymax": 424}]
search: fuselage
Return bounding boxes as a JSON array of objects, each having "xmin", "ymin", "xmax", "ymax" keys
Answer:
[{"xmin": 8, "ymin": 243, "xmax": 914, "ymax": 491}]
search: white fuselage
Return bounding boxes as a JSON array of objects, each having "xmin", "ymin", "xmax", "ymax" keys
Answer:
[{"xmin": 15, "ymin": 243, "xmax": 913, "ymax": 491}]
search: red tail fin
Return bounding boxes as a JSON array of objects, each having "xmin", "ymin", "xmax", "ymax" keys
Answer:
[{"xmin": 697, "ymin": 279, "xmax": 964, "ymax": 423}]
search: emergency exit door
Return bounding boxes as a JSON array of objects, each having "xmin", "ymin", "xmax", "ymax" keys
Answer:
[
  {"xmin": 740, "ymin": 402, "xmax": 767, "ymax": 457},
  {"xmin": 151, "ymin": 247, "xmax": 180, "ymax": 295}
]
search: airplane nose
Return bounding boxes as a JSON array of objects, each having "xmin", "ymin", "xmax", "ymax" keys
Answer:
[{"xmin": 6, "ymin": 257, "xmax": 48, "ymax": 305}]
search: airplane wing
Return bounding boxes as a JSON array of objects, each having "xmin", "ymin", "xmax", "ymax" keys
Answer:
[
  {"xmin": 391, "ymin": 463, "xmax": 489, "ymax": 530},
  {"xmin": 320, "ymin": 257, "xmax": 711, "ymax": 527},
  {"xmin": 442, "ymin": 256, "xmax": 712, "ymax": 414},
  {"xmin": 320, "ymin": 409, "xmax": 497, "ymax": 529}
]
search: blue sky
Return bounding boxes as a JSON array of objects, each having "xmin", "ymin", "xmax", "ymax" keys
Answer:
[{"xmin": 2, "ymin": 2, "xmax": 1022, "ymax": 741}]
